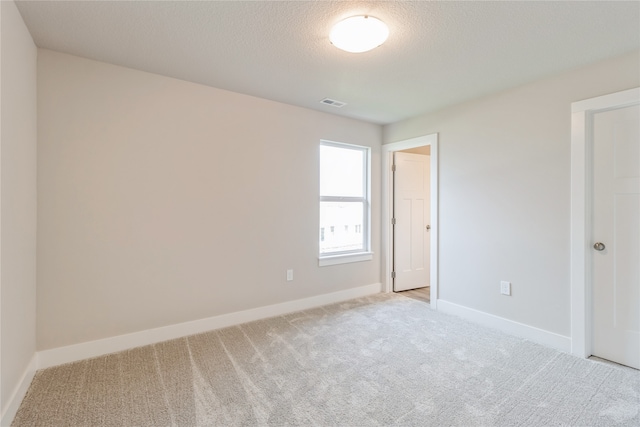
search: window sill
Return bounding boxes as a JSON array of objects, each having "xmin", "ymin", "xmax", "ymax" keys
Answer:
[{"xmin": 318, "ymin": 252, "xmax": 373, "ymax": 267}]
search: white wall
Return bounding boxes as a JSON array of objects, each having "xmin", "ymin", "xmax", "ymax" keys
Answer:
[
  {"xmin": 37, "ymin": 50, "xmax": 381, "ymax": 351},
  {"xmin": 384, "ymin": 51, "xmax": 640, "ymax": 337},
  {"xmin": 0, "ymin": 0, "xmax": 38, "ymax": 419}
]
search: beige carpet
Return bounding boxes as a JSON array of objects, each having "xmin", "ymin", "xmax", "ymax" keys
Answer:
[{"xmin": 13, "ymin": 293, "xmax": 640, "ymax": 426}]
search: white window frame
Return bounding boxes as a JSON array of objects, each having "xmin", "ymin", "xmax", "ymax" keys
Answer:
[{"xmin": 319, "ymin": 140, "xmax": 372, "ymax": 266}]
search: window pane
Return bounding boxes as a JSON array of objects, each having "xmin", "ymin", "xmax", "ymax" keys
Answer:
[
  {"xmin": 320, "ymin": 201, "xmax": 364, "ymax": 254},
  {"xmin": 320, "ymin": 145, "xmax": 364, "ymax": 197}
]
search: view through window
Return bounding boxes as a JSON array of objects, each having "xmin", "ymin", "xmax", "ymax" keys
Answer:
[{"xmin": 320, "ymin": 141, "xmax": 370, "ymax": 256}]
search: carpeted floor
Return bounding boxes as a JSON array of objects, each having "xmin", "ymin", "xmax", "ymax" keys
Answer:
[{"xmin": 13, "ymin": 293, "xmax": 640, "ymax": 426}]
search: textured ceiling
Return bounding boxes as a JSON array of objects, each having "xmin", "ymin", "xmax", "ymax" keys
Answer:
[{"xmin": 15, "ymin": 0, "xmax": 640, "ymax": 125}]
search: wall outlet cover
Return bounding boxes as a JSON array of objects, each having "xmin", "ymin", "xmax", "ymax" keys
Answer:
[{"xmin": 500, "ymin": 281, "xmax": 511, "ymax": 296}]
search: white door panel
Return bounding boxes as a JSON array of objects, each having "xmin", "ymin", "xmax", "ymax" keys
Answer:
[
  {"xmin": 394, "ymin": 152, "xmax": 430, "ymax": 292},
  {"xmin": 592, "ymin": 104, "xmax": 640, "ymax": 369}
]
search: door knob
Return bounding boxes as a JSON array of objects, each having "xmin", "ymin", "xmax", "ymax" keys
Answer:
[
  {"xmin": 426, "ymin": 225, "xmax": 431, "ymax": 231},
  {"xmin": 593, "ymin": 242, "xmax": 606, "ymax": 251}
]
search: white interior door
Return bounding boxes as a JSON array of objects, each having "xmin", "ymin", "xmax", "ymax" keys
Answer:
[
  {"xmin": 393, "ymin": 152, "xmax": 430, "ymax": 292},
  {"xmin": 592, "ymin": 103, "xmax": 640, "ymax": 369}
]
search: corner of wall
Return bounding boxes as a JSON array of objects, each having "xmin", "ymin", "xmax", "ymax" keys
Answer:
[
  {"xmin": 0, "ymin": 356, "xmax": 36, "ymax": 427},
  {"xmin": 0, "ymin": 0, "xmax": 39, "ymax": 424}
]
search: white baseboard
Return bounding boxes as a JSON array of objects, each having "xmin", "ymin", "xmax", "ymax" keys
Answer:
[
  {"xmin": 38, "ymin": 283, "xmax": 381, "ymax": 369},
  {"xmin": 1, "ymin": 354, "xmax": 37, "ymax": 427},
  {"xmin": 436, "ymin": 299, "xmax": 571, "ymax": 353}
]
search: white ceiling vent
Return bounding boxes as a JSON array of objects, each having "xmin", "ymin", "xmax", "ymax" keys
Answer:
[{"xmin": 320, "ymin": 98, "xmax": 347, "ymax": 108}]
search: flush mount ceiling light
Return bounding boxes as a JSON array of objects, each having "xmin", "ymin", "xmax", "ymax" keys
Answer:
[{"xmin": 330, "ymin": 15, "xmax": 389, "ymax": 53}]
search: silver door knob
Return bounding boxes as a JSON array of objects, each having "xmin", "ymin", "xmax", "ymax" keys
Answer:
[
  {"xmin": 593, "ymin": 242, "xmax": 606, "ymax": 251},
  {"xmin": 426, "ymin": 225, "xmax": 431, "ymax": 231}
]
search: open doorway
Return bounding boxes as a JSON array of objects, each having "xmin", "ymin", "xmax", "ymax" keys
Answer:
[{"xmin": 382, "ymin": 134, "xmax": 438, "ymax": 308}]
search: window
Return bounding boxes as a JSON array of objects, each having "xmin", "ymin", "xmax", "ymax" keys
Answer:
[{"xmin": 319, "ymin": 141, "xmax": 372, "ymax": 266}]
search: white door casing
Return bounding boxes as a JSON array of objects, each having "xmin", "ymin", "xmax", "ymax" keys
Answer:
[
  {"xmin": 570, "ymin": 87, "xmax": 640, "ymax": 362},
  {"xmin": 381, "ymin": 134, "xmax": 438, "ymax": 306},
  {"xmin": 393, "ymin": 152, "xmax": 430, "ymax": 292},
  {"xmin": 591, "ymin": 104, "xmax": 639, "ymax": 369}
]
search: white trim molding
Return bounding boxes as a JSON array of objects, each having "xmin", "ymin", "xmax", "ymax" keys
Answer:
[
  {"xmin": 37, "ymin": 283, "xmax": 381, "ymax": 369},
  {"xmin": 318, "ymin": 252, "xmax": 373, "ymax": 267},
  {"xmin": 438, "ymin": 300, "xmax": 571, "ymax": 353},
  {"xmin": 570, "ymin": 87, "xmax": 640, "ymax": 359},
  {"xmin": 381, "ymin": 134, "xmax": 439, "ymax": 308},
  {"xmin": 1, "ymin": 355, "xmax": 37, "ymax": 427}
]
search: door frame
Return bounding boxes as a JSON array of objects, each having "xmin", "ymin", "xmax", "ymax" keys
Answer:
[
  {"xmin": 570, "ymin": 87, "xmax": 640, "ymax": 358},
  {"xmin": 382, "ymin": 134, "xmax": 439, "ymax": 307}
]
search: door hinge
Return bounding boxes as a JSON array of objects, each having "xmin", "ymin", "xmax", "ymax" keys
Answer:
[
  {"xmin": 391, "ymin": 271, "xmax": 396, "ymax": 279},
  {"xmin": 392, "ymin": 218, "xmax": 396, "ymax": 225},
  {"xmin": 392, "ymin": 164, "xmax": 396, "ymax": 172}
]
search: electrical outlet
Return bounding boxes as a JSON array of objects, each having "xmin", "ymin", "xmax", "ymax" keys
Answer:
[
  {"xmin": 286, "ymin": 269, "xmax": 294, "ymax": 281},
  {"xmin": 500, "ymin": 281, "xmax": 511, "ymax": 296}
]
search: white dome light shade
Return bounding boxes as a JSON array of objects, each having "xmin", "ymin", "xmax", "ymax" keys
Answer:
[{"xmin": 330, "ymin": 16, "xmax": 389, "ymax": 53}]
